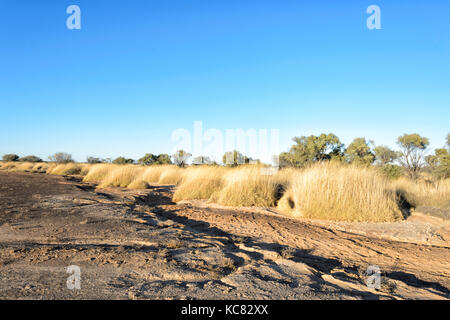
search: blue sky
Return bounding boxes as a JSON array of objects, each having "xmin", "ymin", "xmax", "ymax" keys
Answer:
[{"xmin": 0, "ymin": 0, "xmax": 449, "ymax": 162}]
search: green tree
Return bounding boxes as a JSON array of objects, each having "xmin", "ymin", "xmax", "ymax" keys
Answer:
[
  {"xmin": 155, "ymin": 154, "xmax": 172, "ymax": 165},
  {"xmin": 279, "ymin": 133, "xmax": 343, "ymax": 167},
  {"xmin": 49, "ymin": 152, "xmax": 74, "ymax": 163},
  {"xmin": 397, "ymin": 133, "xmax": 429, "ymax": 179},
  {"xmin": 86, "ymin": 156, "xmax": 103, "ymax": 164},
  {"xmin": 173, "ymin": 150, "xmax": 191, "ymax": 167},
  {"xmin": 426, "ymin": 148, "xmax": 450, "ymax": 179},
  {"xmin": 2, "ymin": 154, "xmax": 19, "ymax": 162},
  {"xmin": 345, "ymin": 138, "xmax": 375, "ymax": 166},
  {"xmin": 374, "ymin": 145, "xmax": 399, "ymax": 165},
  {"xmin": 112, "ymin": 156, "xmax": 134, "ymax": 165},
  {"xmin": 138, "ymin": 153, "xmax": 157, "ymax": 166},
  {"xmin": 19, "ymin": 155, "xmax": 42, "ymax": 163}
]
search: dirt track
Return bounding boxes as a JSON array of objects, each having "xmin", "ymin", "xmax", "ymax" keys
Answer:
[{"xmin": 0, "ymin": 171, "xmax": 449, "ymax": 299}]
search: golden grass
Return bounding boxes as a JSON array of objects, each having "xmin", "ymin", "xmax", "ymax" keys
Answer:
[
  {"xmin": 98, "ymin": 165, "xmax": 145, "ymax": 188},
  {"xmin": 47, "ymin": 163, "xmax": 86, "ymax": 175},
  {"xmin": 2, "ymin": 160, "xmax": 448, "ymax": 222},
  {"xmin": 31, "ymin": 162, "xmax": 52, "ymax": 173},
  {"xmin": 0, "ymin": 162, "xmax": 18, "ymax": 170},
  {"xmin": 141, "ymin": 165, "xmax": 168, "ymax": 183},
  {"xmin": 158, "ymin": 166, "xmax": 185, "ymax": 185},
  {"xmin": 277, "ymin": 163, "xmax": 403, "ymax": 222},
  {"xmin": 9, "ymin": 162, "xmax": 35, "ymax": 172},
  {"xmin": 173, "ymin": 166, "xmax": 226, "ymax": 201},
  {"xmin": 83, "ymin": 164, "xmax": 119, "ymax": 182},
  {"xmin": 128, "ymin": 179, "xmax": 150, "ymax": 189},
  {"xmin": 391, "ymin": 178, "xmax": 450, "ymax": 209},
  {"xmin": 209, "ymin": 166, "xmax": 289, "ymax": 207}
]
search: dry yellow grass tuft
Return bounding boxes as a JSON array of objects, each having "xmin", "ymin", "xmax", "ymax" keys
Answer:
[
  {"xmin": 391, "ymin": 178, "xmax": 450, "ymax": 209},
  {"xmin": 173, "ymin": 166, "xmax": 226, "ymax": 201},
  {"xmin": 8, "ymin": 162, "xmax": 35, "ymax": 172},
  {"xmin": 83, "ymin": 164, "xmax": 119, "ymax": 182},
  {"xmin": 0, "ymin": 162, "xmax": 18, "ymax": 170},
  {"xmin": 158, "ymin": 166, "xmax": 185, "ymax": 185},
  {"xmin": 208, "ymin": 166, "xmax": 288, "ymax": 207},
  {"xmin": 98, "ymin": 165, "xmax": 145, "ymax": 188},
  {"xmin": 47, "ymin": 163, "xmax": 85, "ymax": 175},
  {"xmin": 128, "ymin": 179, "xmax": 150, "ymax": 189},
  {"xmin": 141, "ymin": 165, "xmax": 168, "ymax": 183},
  {"xmin": 2, "ymin": 160, "xmax": 448, "ymax": 223},
  {"xmin": 31, "ymin": 163, "xmax": 52, "ymax": 173},
  {"xmin": 277, "ymin": 162, "xmax": 403, "ymax": 222}
]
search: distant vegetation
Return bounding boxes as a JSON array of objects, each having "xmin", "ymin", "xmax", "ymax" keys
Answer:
[
  {"xmin": 2, "ymin": 154, "xmax": 19, "ymax": 162},
  {"xmin": 1, "ymin": 133, "xmax": 448, "ymax": 223},
  {"xmin": 19, "ymin": 155, "xmax": 42, "ymax": 163},
  {"xmin": 2, "ymin": 132, "xmax": 447, "ymax": 179},
  {"xmin": 48, "ymin": 152, "xmax": 74, "ymax": 163}
]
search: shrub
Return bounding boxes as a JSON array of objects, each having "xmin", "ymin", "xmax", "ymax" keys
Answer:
[
  {"xmin": 173, "ymin": 150, "xmax": 191, "ymax": 167},
  {"xmin": 138, "ymin": 153, "xmax": 157, "ymax": 166},
  {"xmin": 112, "ymin": 156, "xmax": 135, "ymax": 165},
  {"xmin": 345, "ymin": 138, "xmax": 375, "ymax": 166},
  {"xmin": 49, "ymin": 152, "xmax": 74, "ymax": 163},
  {"xmin": 397, "ymin": 133, "xmax": 429, "ymax": 179},
  {"xmin": 279, "ymin": 133, "xmax": 344, "ymax": 168},
  {"xmin": 18, "ymin": 155, "xmax": 42, "ymax": 163},
  {"xmin": 378, "ymin": 164, "xmax": 403, "ymax": 179},
  {"xmin": 86, "ymin": 156, "xmax": 103, "ymax": 164},
  {"xmin": 3, "ymin": 154, "xmax": 19, "ymax": 162},
  {"xmin": 156, "ymin": 154, "xmax": 172, "ymax": 165}
]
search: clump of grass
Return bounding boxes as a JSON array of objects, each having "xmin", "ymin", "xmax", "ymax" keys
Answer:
[
  {"xmin": 209, "ymin": 166, "xmax": 288, "ymax": 207},
  {"xmin": 141, "ymin": 165, "xmax": 167, "ymax": 183},
  {"xmin": 83, "ymin": 164, "xmax": 118, "ymax": 182},
  {"xmin": 9, "ymin": 162, "xmax": 35, "ymax": 172},
  {"xmin": 0, "ymin": 162, "xmax": 17, "ymax": 170},
  {"xmin": 165, "ymin": 239, "xmax": 183, "ymax": 249},
  {"xmin": 31, "ymin": 163, "xmax": 51, "ymax": 173},
  {"xmin": 128, "ymin": 179, "xmax": 150, "ymax": 189},
  {"xmin": 158, "ymin": 166, "xmax": 185, "ymax": 185},
  {"xmin": 47, "ymin": 163, "xmax": 84, "ymax": 175},
  {"xmin": 98, "ymin": 165, "xmax": 145, "ymax": 188},
  {"xmin": 277, "ymin": 162, "xmax": 403, "ymax": 222},
  {"xmin": 173, "ymin": 166, "xmax": 226, "ymax": 201},
  {"xmin": 391, "ymin": 178, "xmax": 450, "ymax": 209},
  {"xmin": 217, "ymin": 256, "xmax": 236, "ymax": 273},
  {"xmin": 280, "ymin": 247, "xmax": 296, "ymax": 259}
]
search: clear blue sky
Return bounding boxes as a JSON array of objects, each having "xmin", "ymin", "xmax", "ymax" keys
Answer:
[{"xmin": 1, "ymin": 0, "xmax": 449, "ymax": 162}]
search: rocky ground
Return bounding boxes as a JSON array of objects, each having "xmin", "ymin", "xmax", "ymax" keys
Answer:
[{"xmin": 0, "ymin": 171, "xmax": 448, "ymax": 299}]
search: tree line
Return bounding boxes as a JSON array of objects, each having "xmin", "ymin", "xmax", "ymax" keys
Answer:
[
  {"xmin": 2, "ymin": 133, "xmax": 449, "ymax": 179},
  {"xmin": 278, "ymin": 133, "xmax": 449, "ymax": 179}
]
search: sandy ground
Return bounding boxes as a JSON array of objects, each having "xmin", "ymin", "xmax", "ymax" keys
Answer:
[{"xmin": 0, "ymin": 171, "xmax": 448, "ymax": 300}]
